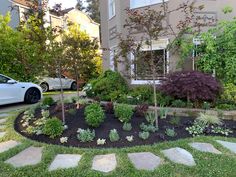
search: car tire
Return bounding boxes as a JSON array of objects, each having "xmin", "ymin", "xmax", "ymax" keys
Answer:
[
  {"xmin": 40, "ymin": 82, "xmax": 49, "ymax": 92},
  {"xmin": 24, "ymin": 88, "xmax": 41, "ymax": 104},
  {"xmin": 71, "ymin": 82, "xmax": 77, "ymax": 91}
]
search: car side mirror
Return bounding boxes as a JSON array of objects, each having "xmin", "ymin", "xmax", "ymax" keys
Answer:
[{"xmin": 7, "ymin": 80, "xmax": 17, "ymax": 84}]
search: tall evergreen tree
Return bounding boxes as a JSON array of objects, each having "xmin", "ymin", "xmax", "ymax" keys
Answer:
[{"xmin": 86, "ymin": 0, "xmax": 100, "ymax": 23}]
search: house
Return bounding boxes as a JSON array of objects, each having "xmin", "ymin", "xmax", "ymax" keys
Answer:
[
  {"xmin": 0, "ymin": 0, "xmax": 100, "ymax": 43},
  {"xmin": 99, "ymin": 0, "xmax": 236, "ymax": 85}
]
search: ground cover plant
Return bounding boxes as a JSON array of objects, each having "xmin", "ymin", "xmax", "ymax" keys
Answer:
[{"xmin": 14, "ymin": 102, "xmax": 236, "ymax": 148}]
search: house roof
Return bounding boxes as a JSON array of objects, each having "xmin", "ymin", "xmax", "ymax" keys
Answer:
[{"xmin": 12, "ymin": 0, "xmax": 30, "ymax": 7}]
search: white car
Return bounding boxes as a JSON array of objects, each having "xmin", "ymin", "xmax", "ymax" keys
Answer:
[
  {"xmin": 0, "ymin": 74, "xmax": 43, "ymax": 106},
  {"xmin": 39, "ymin": 75, "xmax": 77, "ymax": 92}
]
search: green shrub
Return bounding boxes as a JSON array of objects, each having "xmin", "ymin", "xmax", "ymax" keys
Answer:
[
  {"xmin": 109, "ymin": 129, "xmax": 120, "ymax": 142},
  {"xmin": 171, "ymin": 99, "xmax": 186, "ymax": 108},
  {"xmin": 221, "ymin": 83, "xmax": 236, "ymax": 103},
  {"xmin": 202, "ymin": 102, "xmax": 211, "ymax": 110},
  {"xmin": 139, "ymin": 131, "xmax": 150, "ymax": 140},
  {"xmin": 129, "ymin": 85, "xmax": 153, "ymax": 104},
  {"xmin": 122, "ymin": 123, "xmax": 132, "ymax": 131},
  {"xmin": 196, "ymin": 112, "xmax": 222, "ymax": 125},
  {"xmin": 42, "ymin": 97, "xmax": 55, "ymax": 106},
  {"xmin": 159, "ymin": 106, "xmax": 168, "ymax": 119},
  {"xmin": 186, "ymin": 120, "xmax": 206, "ymax": 137},
  {"xmin": 86, "ymin": 70, "xmax": 128, "ymax": 101},
  {"xmin": 84, "ymin": 103, "xmax": 105, "ymax": 127},
  {"xmin": 114, "ymin": 104, "xmax": 133, "ymax": 123},
  {"xmin": 43, "ymin": 118, "xmax": 63, "ymax": 138},
  {"xmin": 165, "ymin": 128, "xmax": 176, "ymax": 137},
  {"xmin": 216, "ymin": 103, "xmax": 236, "ymax": 110},
  {"xmin": 156, "ymin": 92, "xmax": 173, "ymax": 106},
  {"xmin": 77, "ymin": 128, "xmax": 95, "ymax": 142}
]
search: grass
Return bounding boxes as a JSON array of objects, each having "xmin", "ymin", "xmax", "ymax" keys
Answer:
[{"xmin": 0, "ymin": 112, "xmax": 235, "ymax": 177}]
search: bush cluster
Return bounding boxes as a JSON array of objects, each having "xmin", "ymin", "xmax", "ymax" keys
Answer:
[
  {"xmin": 84, "ymin": 103, "xmax": 105, "ymax": 127},
  {"xmin": 43, "ymin": 118, "xmax": 64, "ymax": 138},
  {"xmin": 114, "ymin": 104, "xmax": 133, "ymax": 122}
]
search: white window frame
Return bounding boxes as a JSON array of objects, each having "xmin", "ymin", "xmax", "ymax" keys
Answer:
[
  {"xmin": 130, "ymin": 39, "xmax": 169, "ymax": 85},
  {"xmin": 130, "ymin": 0, "xmax": 168, "ymax": 9},
  {"xmin": 108, "ymin": 0, "xmax": 116, "ymax": 19}
]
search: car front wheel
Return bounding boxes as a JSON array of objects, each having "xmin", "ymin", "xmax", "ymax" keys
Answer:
[
  {"xmin": 71, "ymin": 82, "xmax": 77, "ymax": 91},
  {"xmin": 24, "ymin": 88, "xmax": 41, "ymax": 104}
]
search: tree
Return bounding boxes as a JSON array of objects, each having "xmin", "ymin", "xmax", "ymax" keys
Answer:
[
  {"xmin": 76, "ymin": 0, "xmax": 85, "ymax": 11},
  {"xmin": 117, "ymin": 1, "xmax": 204, "ymax": 128},
  {"xmin": 63, "ymin": 23, "xmax": 101, "ymax": 97},
  {"xmin": 0, "ymin": 13, "xmax": 43, "ymax": 81},
  {"xmin": 85, "ymin": 0, "xmax": 100, "ymax": 23}
]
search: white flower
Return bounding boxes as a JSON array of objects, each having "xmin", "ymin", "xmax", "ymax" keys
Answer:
[
  {"xmin": 60, "ymin": 137, "xmax": 68, "ymax": 144},
  {"xmin": 64, "ymin": 125, "xmax": 68, "ymax": 130},
  {"xmin": 126, "ymin": 136, "xmax": 134, "ymax": 142},
  {"xmin": 97, "ymin": 138, "xmax": 106, "ymax": 145}
]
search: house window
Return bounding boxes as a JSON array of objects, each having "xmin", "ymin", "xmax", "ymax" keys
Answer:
[
  {"xmin": 108, "ymin": 0, "xmax": 116, "ymax": 19},
  {"xmin": 130, "ymin": 0, "xmax": 168, "ymax": 9},
  {"xmin": 133, "ymin": 49, "xmax": 168, "ymax": 81}
]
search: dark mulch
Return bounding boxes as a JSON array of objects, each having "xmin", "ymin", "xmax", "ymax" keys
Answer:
[{"xmin": 14, "ymin": 104, "xmax": 236, "ymax": 148}]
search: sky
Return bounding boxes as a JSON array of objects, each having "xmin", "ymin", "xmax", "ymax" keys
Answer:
[{"xmin": 49, "ymin": 0, "xmax": 78, "ymax": 9}]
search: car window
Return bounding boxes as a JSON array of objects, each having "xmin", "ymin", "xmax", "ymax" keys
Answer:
[
  {"xmin": 61, "ymin": 75, "xmax": 66, "ymax": 78},
  {"xmin": 0, "ymin": 75, "xmax": 9, "ymax": 84}
]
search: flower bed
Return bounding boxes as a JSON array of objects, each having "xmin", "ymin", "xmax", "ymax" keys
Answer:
[{"xmin": 14, "ymin": 102, "xmax": 236, "ymax": 148}]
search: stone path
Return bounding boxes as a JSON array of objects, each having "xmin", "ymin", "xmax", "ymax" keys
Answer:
[
  {"xmin": 92, "ymin": 154, "xmax": 117, "ymax": 173},
  {"xmin": 128, "ymin": 152, "xmax": 162, "ymax": 171},
  {"xmin": 5, "ymin": 146, "xmax": 43, "ymax": 167},
  {"xmin": 49, "ymin": 154, "xmax": 82, "ymax": 171},
  {"xmin": 189, "ymin": 142, "xmax": 222, "ymax": 154},
  {"xmin": 0, "ymin": 140, "xmax": 21, "ymax": 153},
  {"xmin": 216, "ymin": 140, "xmax": 236, "ymax": 154},
  {"xmin": 161, "ymin": 147, "xmax": 196, "ymax": 166}
]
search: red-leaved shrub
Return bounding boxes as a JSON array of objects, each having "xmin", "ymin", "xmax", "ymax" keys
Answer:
[{"xmin": 160, "ymin": 71, "xmax": 221, "ymax": 103}]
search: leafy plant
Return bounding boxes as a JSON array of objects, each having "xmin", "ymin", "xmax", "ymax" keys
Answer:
[
  {"xmin": 109, "ymin": 129, "xmax": 120, "ymax": 142},
  {"xmin": 159, "ymin": 106, "xmax": 168, "ymax": 119},
  {"xmin": 196, "ymin": 112, "xmax": 222, "ymax": 125},
  {"xmin": 165, "ymin": 128, "xmax": 177, "ymax": 137},
  {"xmin": 130, "ymin": 85, "xmax": 153, "ymax": 104},
  {"xmin": 202, "ymin": 102, "xmax": 211, "ymax": 110},
  {"xmin": 43, "ymin": 118, "xmax": 64, "ymax": 138},
  {"xmin": 171, "ymin": 100, "xmax": 186, "ymax": 108},
  {"xmin": 220, "ymin": 83, "xmax": 236, "ymax": 103},
  {"xmin": 114, "ymin": 104, "xmax": 133, "ymax": 123},
  {"xmin": 216, "ymin": 103, "xmax": 236, "ymax": 110},
  {"xmin": 140, "ymin": 123, "xmax": 158, "ymax": 133},
  {"xmin": 41, "ymin": 109, "xmax": 50, "ymax": 118},
  {"xmin": 97, "ymin": 138, "xmax": 106, "ymax": 145},
  {"xmin": 139, "ymin": 131, "xmax": 150, "ymax": 140},
  {"xmin": 145, "ymin": 111, "xmax": 156, "ymax": 125},
  {"xmin": 84, "ymin": 103, "xmax": 105, "ymax": 127},
  {"xmin": 126, "ymin": 136, "xmax": 134, "ymax": 142},
  {"xmin": 122, "ymin": 123, "xmax": 132, "ymax": 131},
  {"xmin": 135, "ymin": 104, "xmax": 149, "ymax": 117},
  {"xmin": 42, "ymin": 97, "xmax": 55, "ymax": 106},
  {"xmin": 186, "ymin": 120, "xmax": 207, "ymax": 136},
  {"xmin": 77, "ymin": 128, "xmax": 95, "ymax": 142},
  {"xmin": 60, "ymin": 137, "xmax": 68, "ymax": 144},
  {"xmin": 68, "ymin": 109, "xmax": 77, "ymax": 115},
  {"xmin": 160, "ymin": 71, "xmax": 221, "ymax": 103},
  {"xmin": 169, "ymin": 116, "xmax": 181, "ymax": 126},
  {"xmin": 211, "ymin": 126, "xmax": 233, "ymax": 136}
]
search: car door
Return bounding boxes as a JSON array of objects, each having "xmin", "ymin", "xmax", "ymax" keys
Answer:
[
  {"xmin": 0, "ymin": 75, "xmax": 22, "ymax": 105},
  {"xmin": 62, "ymin": 75, "xmax": 72, "ymax": 89}
]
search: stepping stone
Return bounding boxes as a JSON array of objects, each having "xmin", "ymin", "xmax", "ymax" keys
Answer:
[
  {"xmin": 0, "ymin": 140, "xmax": 21, "ymax": 153},
  {"xmin": 189, "ymin": 142, "xmax": 222, "ymax": 154},
  {"xmin": 5, "ymin": 146, "xmax": 43, "ymax": 167},
  {"xmin": 216, "ymin": 140, "xmax": 236, "ymax": 154},
  {"xmin": 0, "ymin": 119, "xmax": 7, "ymax": 124},
  {"xmin": 161, "ymin": 147, "xmax": 196, "ymax": 166},
  {"xmin": 128, "ymin": 152, "xmax": 162, "ymax": 171},
  {"xmin": 0, "ymin": 132, "xmax": 6, "ymax": 138},
  {"xmin": 0, "ymin": 113, "xmax": 8, "ymax": 118},
  {"xmin": 92, "ymin": 154, "xmax": 117, "ymax": 173},
  {"xmin": 49, "ymin": 154, "xmax": 82, "ymax": 171}
]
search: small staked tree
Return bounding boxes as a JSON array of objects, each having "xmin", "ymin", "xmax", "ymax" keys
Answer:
[
  {"xmin": 117, "ymin": 1, "xmax": 204, "ymax": 128},
  {"xmin": 63, "ymin": 23, "xmax": 101, "ymax": 98}
]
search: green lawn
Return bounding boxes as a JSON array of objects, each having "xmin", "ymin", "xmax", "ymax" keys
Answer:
[{"xmin": 0, "ymin": 113, "xmax": 235, "ymax": 177}]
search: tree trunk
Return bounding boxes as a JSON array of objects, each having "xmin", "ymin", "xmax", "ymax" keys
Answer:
[{"xmin": 58, "ymin": 65, "xmax": 65, "ymax": 124}]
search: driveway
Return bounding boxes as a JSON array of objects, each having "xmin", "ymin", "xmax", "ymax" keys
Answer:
[{"xmin": 0, "ymin": 92, "xmax": 77, "ymax": 114}]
